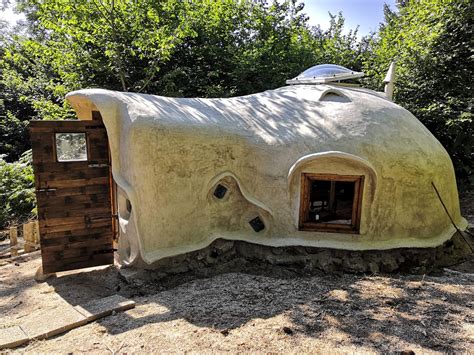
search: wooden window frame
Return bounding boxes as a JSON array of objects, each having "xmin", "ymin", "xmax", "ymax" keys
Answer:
[{"xmin": 298, "ymin": 173, "xmax": 364, "ymax": 234}]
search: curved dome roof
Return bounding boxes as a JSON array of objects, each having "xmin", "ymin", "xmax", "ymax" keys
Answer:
[
  {"xmin": 65, "ymin": 86, "xmax": 466, "ymax": 264},
  {"xmin": 286, "ymin": 64, "xmax": 364, "ymax": 84}
]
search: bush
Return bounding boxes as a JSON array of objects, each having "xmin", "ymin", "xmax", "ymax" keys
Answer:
[
  {"xmin": 0, "ymin": 150, "xmax": 36, "ymax": 229},
  {"xmin": 364, "ymin": 0, "xmax": 473, "ymax": 183}
]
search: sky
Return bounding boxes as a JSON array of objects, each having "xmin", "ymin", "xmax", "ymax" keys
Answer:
[
  {"xmin": 0, "ymin": 4, "xmax": 24, "ymax": 26},
  {"xmin": 1, "ymin": 0, "xmax": 397, "ymax": 36},
  {"xmin": 305, "ymin": 0, "xmax": 397, "ymax": 35}
]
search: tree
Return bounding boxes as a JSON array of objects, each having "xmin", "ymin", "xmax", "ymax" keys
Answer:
[
  {"xmin": 364, "ymin": 0, "xmax": 473, "ymax": 181},
  {"xmin": 0, "ymin": 150, "xmax": 36, "ymax": 228},
  {"xmin": 1, "ymin": 0, "xmax": 369, "ymax": 160}
]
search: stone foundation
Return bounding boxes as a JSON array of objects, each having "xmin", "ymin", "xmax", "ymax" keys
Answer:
[{"xmin": 132, "ymin": 232, "xmax": 473, "ymax": 277}]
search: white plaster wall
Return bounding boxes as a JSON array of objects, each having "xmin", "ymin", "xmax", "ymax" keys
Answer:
[{"xmin": 66, "ymin": 85, "xmax": 468, "ymax": 266}]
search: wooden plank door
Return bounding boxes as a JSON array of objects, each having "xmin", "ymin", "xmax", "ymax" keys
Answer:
[{"xmin": 29, "ymin": 120, "xmax": 115, "ymax": 274}]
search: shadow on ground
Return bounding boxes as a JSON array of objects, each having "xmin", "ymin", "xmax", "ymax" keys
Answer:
[{"xmin": 44, "ymin": 255, "xmax": 473, "ymax": 353}]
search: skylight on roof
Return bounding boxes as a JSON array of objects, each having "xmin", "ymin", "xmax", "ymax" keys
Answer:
[{"xmin": 286, "ymin": 64, "xmax": 364, "ymax": 85}]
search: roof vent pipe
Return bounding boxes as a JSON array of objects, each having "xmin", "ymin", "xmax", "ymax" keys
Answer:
[{"xmin": 383, "ymin": 62, "xmax": 396, "ymax": 101}]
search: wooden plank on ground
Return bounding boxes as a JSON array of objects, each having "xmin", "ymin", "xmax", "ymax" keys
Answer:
[
  {"xmin": 0, "ymin": 295, "xmax": 135, "ymax": 349},
  {"xmin": 0, "ymin": 326, "xmax": 29, "ymax": 350},
  {"xmin": 74, "ymin": 295, "xmax": 135, "ymax": 322},
  {"xmin": 20, "ymin": 304, "xmax": 87, "ymax": 341}
]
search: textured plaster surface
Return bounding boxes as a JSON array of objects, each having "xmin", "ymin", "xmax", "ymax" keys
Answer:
[{"xmin": 66, "ymin": 85, "xmax": 467, "ymax": 266}]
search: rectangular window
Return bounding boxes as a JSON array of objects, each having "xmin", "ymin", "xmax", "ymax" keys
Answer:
[
  {"xmin": 299, "ymin": 173, "xmax": 364, "ymax": 233},
  {"xmin": 55, "ymin": 133, "xmax": 88, "ymax": 162}
]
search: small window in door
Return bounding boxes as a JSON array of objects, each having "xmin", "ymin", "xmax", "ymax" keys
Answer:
[
  {"xmin": 55, "ymin": 133, "xmax": 88, "ymax": 162},
  {"xmin": 299, "ymin": 173, "xmax": 364, "ymax": 233}
]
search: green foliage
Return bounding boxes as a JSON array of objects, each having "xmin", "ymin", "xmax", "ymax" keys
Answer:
[
  {"xmin": 1, "ymin": 0, "xmax": 368, "ymax": 161},
  {"xmin": 364, "ymin": 0, "xmax": 473, "ymax": 181},
  {"xmin": 0, "ymin": 112, "xmax": 29, "ymax": 161},
  {"xmin": 0, "ymin": 0, "xmax": 369, "ymax": 226},
  {"xmin": 1, "ymin": 0, "xmax": 470, "ymax": 227},
  {"xmin": 0, "ymin": 150, "xmax": 36, "ymax": 229},
  {"xmin": 11, "ymin": 0, "xmax": 366, "ymax": 97}
]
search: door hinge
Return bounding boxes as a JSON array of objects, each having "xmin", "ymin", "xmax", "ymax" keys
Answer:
[
  {"xmin": 112, "ymin": 213, "xmax": 119, "ymax": 219},
  {"xmin": 37, "ymin": 188, "xmax": 57, "ymax": 192}
]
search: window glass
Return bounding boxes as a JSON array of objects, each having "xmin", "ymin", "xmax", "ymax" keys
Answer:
[
  {"xmin": 55, "ymin": 133, "xmax": 88, "ymax": 162},
  {"xmin": 286, "ymin": 64, "xmax": 364, "ymax": 84},
  {"xmin": 299, "ymin": 174, "xmax": 363, "ymax": 233},
  {"xmin": 308, "ymin": 180, "xmax": 354, "ymax": 225}
]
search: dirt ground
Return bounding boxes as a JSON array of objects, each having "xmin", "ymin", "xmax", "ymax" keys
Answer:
[{"xmin": 1, "ymin": 192, "xmax": 473, "ymax": 354}]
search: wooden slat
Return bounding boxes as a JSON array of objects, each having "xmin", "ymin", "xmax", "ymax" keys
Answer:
[
  {"xmin": 29, "ymin": 120, "xmax": 105, "ymax": 129},
  {"xmin": 37, "ymin": 193, "xmax": 110, "ymax": 207},
  {"xmin": 38, "ymin": 190, "xmax": 110, "ymax": 207},
  {"xmin": 89, "ymin": 144, "xmax": 109, "ymax": 161},
  {"xmin": 42, "ymin": 250, "xmax": 113, "ymax": 266},
  {"xmin": 31, "ymin": 134, "xmax": 55, "ymax": 164},
  {"xmin": 37, "ymin": 176, "xmax": 110, "ymax": 189},
  {"xmin": 35, "ymin": 184, "xmax": 109, "ymax": 197},
  {"xmin": 39, "ymin": 204, "xmax": 110, "ymax": 216},
  {"xmin": 40, "ymin": 226, "xmax": 112, "ymax": 240},
  {"xmin": 39, "ymin": 217, "xmax": 112, "ymax": 234},
  {"xmin": 39, "ymin": 206, "xmax": 111, "ymax": 220},
  {"xmin": 39, "ymin": 214, "xmax": 112, "ymax": 227},
  {"xmin": 33, "ymin": 162, "xmax": 103, "ymax": 174},
  {"xmin": 42, "ymin": 253, "xmax": 113, "ymax": 274},
  {"xmin": 41, "ymin": 233, "xmax": 113, "ymax": 250},
  {"xmin": 41, "ymin": 243, "xmax": 113, "ymax": 260},
  {"xmin": 42, "ymin": 241, "xmax": 113, "ymax": 254},
  {"xmin": 35, "ymin": 167, "xmax": 109, "ymax": 182}
]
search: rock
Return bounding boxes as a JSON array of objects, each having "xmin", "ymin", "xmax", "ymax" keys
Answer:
[
  {"xmin": 271, "ymin": 247, "xmax": 283, "ymax": 255},
  {"xmin": 205, "ymin": 255, "xmax": 218, "ymax": 265},
  {"xmin": 34, "ymin": 265, "xmax": 56, "ymax": 282},
  {"xmin": 212, "ymin": 240, "xmax": 235, "ymax": 254},
  {"xmin": 368, "ymin": 262, "xmax": 380, "ymax": 273},
  {"xmin": 381, "ymin": 256, "xmax": 399, "ymax": 272}
]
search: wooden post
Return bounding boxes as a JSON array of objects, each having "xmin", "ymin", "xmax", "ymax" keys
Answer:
[
  {"xmin": 33, "ymin": 221, "xmax": 40, "ymax": 245},
  {"xmin": 9, "ymin": 227, "xmax": 18, "ymax": 256},
  {"xmin": 23, "ymin": 223, "xmax": 33, "ymax": 252}
]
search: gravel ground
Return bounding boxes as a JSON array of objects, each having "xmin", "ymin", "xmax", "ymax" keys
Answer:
[{"xmin": 0, "ymin": 191, "xmax": 472, "ymax": 354}]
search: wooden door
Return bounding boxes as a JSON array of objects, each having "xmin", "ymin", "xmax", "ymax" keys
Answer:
[{"xmin": 29, "ymin": 120, "xmax": 115, "ymax": 273}]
